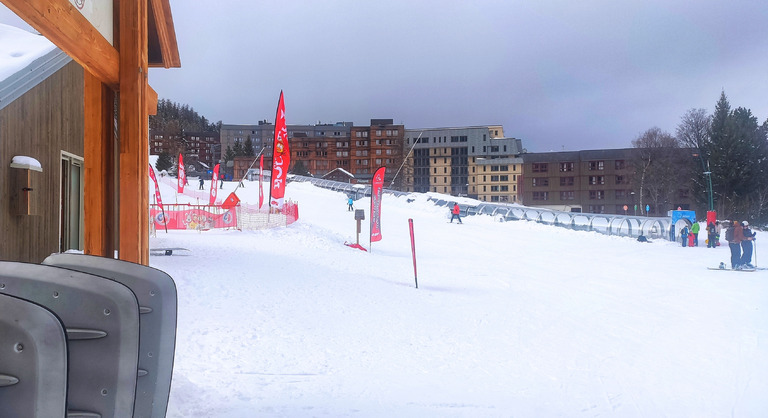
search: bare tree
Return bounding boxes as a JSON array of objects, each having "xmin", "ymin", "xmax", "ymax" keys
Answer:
[
  {"xmin": 676, "ymin": 108, "xmax": 711, "ymax": 150},
  {"xmin": 631, "ymin": 127, "xmax": 681, "ymax": 214}
]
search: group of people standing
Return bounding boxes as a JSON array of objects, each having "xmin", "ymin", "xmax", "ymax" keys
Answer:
[
  {"xmin": 724, "ymin": 220, "xmax": 756, "ymax": 269},
  {"xmin": 680, "ymin": 219, "xmax": 757, "ymax": 269}
]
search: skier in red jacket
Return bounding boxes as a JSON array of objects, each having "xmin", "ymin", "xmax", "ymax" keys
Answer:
[{"xmin": 450, "ymin": 203, "xmax": 463, "ymax": 224}]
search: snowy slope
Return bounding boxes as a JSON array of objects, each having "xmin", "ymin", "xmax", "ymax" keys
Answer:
[{"xmin": 149, "ymin": 174, "xmax": 768, "ymax": 417}]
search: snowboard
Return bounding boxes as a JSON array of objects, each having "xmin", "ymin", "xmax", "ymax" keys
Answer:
[
  {"xmin": 150, "ymin": 247, "xmax": 190, "ymax": 256},
  {"xmin": 707, "ymin": 267, "xmax": 756, "ymax": 272}
]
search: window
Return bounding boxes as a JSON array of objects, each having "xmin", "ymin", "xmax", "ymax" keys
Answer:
[
  {"xmin": 588, "ymin": 205, "xmax": 605, "ymax": 214},
  {"xmin": 615, "ymin": 190, "xmax": 626, "ymax": 199},
  {"xmin": 491, "ymin": 175, "xmax": 499, "ymax": 181},
  {"xmin": 615, "ymin": 160, "xmax": 626, "ymax": 170},
  {"xmin": 616, "ymin": 175, "xmax": 626, "ymax": 185},
  {"xmin": 589, "ymin": 190, "xmax": 605, "ymax": 200},
  {"xmin": 532, "ymin": 163, "xmax": 548, "ymax": 173},
  {"xmin": 588, "ymin": 161, "xmax": 604, "ymax": 171},
  {"xmin": 60, "ymin": 152, "xmax": 84, "ymax": 252},
  {"xmin": 491, "ymin": 185, "xmax": 499, "ymax": 192},
  {"xmin": 560, "ymin": 177, "xmax": 574, "ymax": 186},
  {"xmin": 500, "ymin": 185, "xmax": 508, "ymax": 192},
  {"xmin": 559, "ymin": 162, "xmax": 574, "ymax": 172},
  {"xmin": 532, "ymin": 178, "xmax": 549, "ymax": 187},
  {"xmin": 533, "ymin": 191, "xmax": 549, "ymax": 201},
  {"xmin": 589, "ymin": 176, "xmax": 605, "ymax": 185},
  {"xmin": 500, "ymin": 175, "xmax": 508, "ymax": 181},
  {"xmin": 560, "ymin": 191, "xmax": 575, "ymax": 200}
]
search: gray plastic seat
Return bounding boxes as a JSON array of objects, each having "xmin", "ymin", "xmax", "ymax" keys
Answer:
[
  {"xmin": 0, "ymin": 261, "xmax": 140, "ymax": 418},
  {"xmin": 0, "ymin": 293, "xmax": 68, "ymax": 417},
  {"xmin": 43, "ymin": 253, "xmax": 177, "ymax": 418}
]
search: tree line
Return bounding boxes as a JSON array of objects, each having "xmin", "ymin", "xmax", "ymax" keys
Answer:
[
  {"xmin": 149, "ymin": 99, "xmax": 221, "ymax": 134},
  {"xmin": 636, "ymin": 91, "xmax": 767, "ymax": 224}
]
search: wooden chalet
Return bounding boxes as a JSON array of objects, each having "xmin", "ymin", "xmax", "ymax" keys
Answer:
[{"xmin": 0, "ymin": 0, "xmax": 181, "ymax": 265}]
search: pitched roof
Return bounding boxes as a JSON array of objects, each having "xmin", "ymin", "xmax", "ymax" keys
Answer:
[{"xmin": 0, "ymin": 24, "xmax": 71, "ymax": 111}]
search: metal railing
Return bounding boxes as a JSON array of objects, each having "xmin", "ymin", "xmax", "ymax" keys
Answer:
[{"xmin": 289, "ymin": 175, "xmax": 672, "ymax": 240}]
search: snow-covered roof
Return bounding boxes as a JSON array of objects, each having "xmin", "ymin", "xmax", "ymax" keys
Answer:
[
  {"xmin": 322, "ymin": 167, "xmax": 354, "ymax": 179},
  {"xmin": 0, "ymin": 23, "xmax": 71, "ymax": 112}
]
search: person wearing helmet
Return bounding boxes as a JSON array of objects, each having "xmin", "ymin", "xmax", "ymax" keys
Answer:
[{"xmin": 741, "ymin": 221, "xmax": 756, "ymax": 268}]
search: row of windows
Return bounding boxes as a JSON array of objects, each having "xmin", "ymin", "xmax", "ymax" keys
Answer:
[
  {"xmin": 542, "ymin": 160, "xmax": 629, "ymax": 173},
  {"xmin": 529, "ymin": 175, "xmax": 629, "ymax": 187}
]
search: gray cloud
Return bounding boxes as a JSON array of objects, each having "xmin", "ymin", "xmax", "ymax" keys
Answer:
[{"xmin": 4, "ymin": 1, "xmax": 766, "ymax": 151}]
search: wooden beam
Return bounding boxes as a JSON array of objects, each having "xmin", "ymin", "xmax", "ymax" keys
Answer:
[
  {"xmin": 148, "ymin": 85, "xmax": 159, "ymax": 115},
  {"xmin": 118, "ymin": 0, "xmax": 147, "ymax": 264},
  {"xmin": 1, "ymin": 0, "xmax": 120, "ymax": 87},
  {"xmin": 83, "ymin": 71, "xmax": 109, "ymax": 256},
  {"xmin": 149, "ymin": 0, "xmax": 181, "ymax": 68}
]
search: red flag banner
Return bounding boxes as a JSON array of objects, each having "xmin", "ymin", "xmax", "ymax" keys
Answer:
[
  {"xmin": 370, "ymin": 166, "xmax": 385, "ymax": 242},
  {"xmin": 259, "ymin": 154, "xmax": 264, "ymax": 208},
  {"xmin": 209, "ymin": 164, "xmax": 220, "ymax": 205},
  {"xmin": 177, "ymin": 153, "xmax": 186, "ymax": 193},
  {"xmin": 270, "ymin": 91, "xmax": 289, "ymax": 209},
  {"xmin": 148, "ymin": 164, "xmax": 164, "ymax": 213}
]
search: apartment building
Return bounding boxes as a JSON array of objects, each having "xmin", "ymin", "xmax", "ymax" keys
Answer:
[
  {"xmin": 149, "ymin": 130, "xmax": 221, "ymax": 169},
  {"xmin": 520, "ymin": 148, "xmax": 695, "ymax": 215},
  {"xmin": 403, "ymin": 126, "xmax": 524, "ymax": 201},
  {"xmin": 221, "ymin": 119, "xmax": 404, "ymax": 184}
]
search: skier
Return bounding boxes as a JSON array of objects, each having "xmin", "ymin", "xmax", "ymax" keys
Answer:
[
  {"xmin": 347, "ymin": 196, "xmax": 354, "ymax": 211},
  {"xmin": 450, "ymin": 203, "xmax": 463, "ymax": 224},
  {"xmin": 741, "ymin": 221, "xmax": 756, "ymax": 268},
  {"xmin": 680, "ymin": 225, "xmax": 689, "ymax": 247},
  {"xmin": 715, "ymin": 221, "xmax": 722, "ymax": 246},
  {"xmin": 706, "ymin": 221, "xmax": 717, "ymax": 248},
  {"xmin": 690, "ymin": 222, "xmax": 700, "ymax": 246},
  {"xmin": 726, "ymin": 221, "xmax": 744, "ymax": 269},
  {"xmin": 198, "ymin": 178, "xmax": 204, "ymax": 190}
]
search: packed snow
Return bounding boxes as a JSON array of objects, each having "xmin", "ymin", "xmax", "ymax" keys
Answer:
[
  {"xmin": 149, "ymin": 169, "xmax": 767, "ymax": 417},
  {"xmin": 0, "ymin": 23, "xmax": 55, "ymax": 83}
]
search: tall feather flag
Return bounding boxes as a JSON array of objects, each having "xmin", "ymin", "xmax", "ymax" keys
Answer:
[
  {"xmin": 148, "ymin": 163, "xmax": 167, "ymax": 232},
  {"xmin": 177, "ymin": 153, "xmax": 186, "ymax": 193},
  {"xmin": 269, "ymin": 91, "xmax": 289, "ymax": 209},
  {"xmin": 259, "ymin": 154, "xmax": 264, "ymax": 208},
  {"xmin": 209, "ymin": 164, "xmax": 220, "ymax": 205},
  {"xmin": 370, "ymin": 166, "xmax": 386, "ymax": 243}
]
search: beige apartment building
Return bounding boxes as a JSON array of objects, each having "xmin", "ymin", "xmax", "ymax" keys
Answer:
[{"xmin": 403, "ymin": 126, "xmax": 524, "ymax": 202}]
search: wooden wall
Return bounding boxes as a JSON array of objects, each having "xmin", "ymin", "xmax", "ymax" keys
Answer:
[{"xmin": 0, "ymin": 62, "xmax": 84, "ymax": 263}]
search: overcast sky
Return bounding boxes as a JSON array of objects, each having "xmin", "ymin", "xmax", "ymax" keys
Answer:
[{"xmin": 3, "ymin": 1, "xmax": 767, "ymax": 152}]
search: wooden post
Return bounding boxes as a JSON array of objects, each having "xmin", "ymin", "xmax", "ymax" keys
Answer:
[
  {"xmin": 118, "ymin": 0, "xmax": 148, "ymax": 264},
  {"xmin": 83, "ymin": 71, "xmax": 116, "ymax": 257}
]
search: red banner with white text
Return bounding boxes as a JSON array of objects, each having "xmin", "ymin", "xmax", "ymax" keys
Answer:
[
  {"xmin": 209, "ymin": 163, "xmax": 220, "ymax": 205},
  {"xmin": 149, "ymin": 164, "xmax": 164, "ymax": 213},
  {"xmin": 370, "ymin": 166, "xmax": 385, "ymax": 242},
  {"xmin": 177, "ymin": 153, "xmax": 186, "ymax": 193},
  {"xmin": 270, "ymin": 91, "xmax": 289, "ymax": 209}
]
